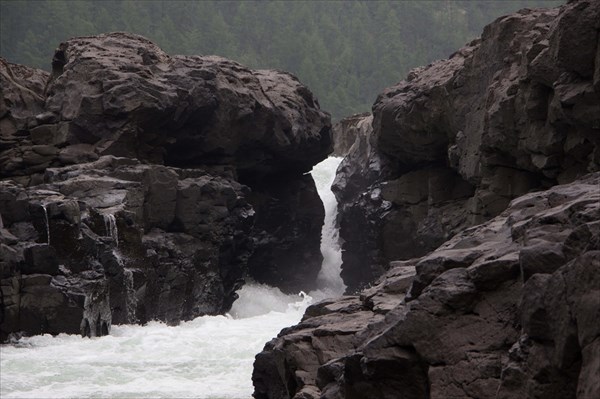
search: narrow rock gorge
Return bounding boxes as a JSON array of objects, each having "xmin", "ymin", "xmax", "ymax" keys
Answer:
[
  {"xmin": 0, "ymin": 32, "xmax": 331, "ymax": 340},
  {"xmin": 253, "ymin": 1, "xmax": 599, "ymax": 398}
]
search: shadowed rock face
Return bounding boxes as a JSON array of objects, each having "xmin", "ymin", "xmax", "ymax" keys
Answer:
[
  {"xmin": 0, "ymin": 33, "xmax": 331, "ymax": 340},
  {"xmin": 253, "ymin": 172, "xmax": 600, "ymax": 399},
  {"xmin": 333, "ymin": 0, "xmax": 600, "ymax": 292}
]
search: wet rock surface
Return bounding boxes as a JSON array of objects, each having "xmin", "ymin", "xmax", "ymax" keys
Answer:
[
  {"xmin": 334, "ymin": 0, "xmax": 600, "ymax": 291},
  {"xmin": 254, "ymin": 1, "xmax": 600, "ymax": 398},
  {"xmin": 0, "ymin": 33, "xmax": 331, "ymax": 340},
  {"xmin": 253, "ymin": 172, "xmax": 600, "ymax": 399}
]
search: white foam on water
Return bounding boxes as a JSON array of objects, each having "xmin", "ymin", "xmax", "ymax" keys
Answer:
[
  {"xmin": 1, "ymin": 157, "xmax": 344, "ymax": 398},
  {"xmin": 0, "ymin": 284, "xmax": 311, "ymax": 399}
]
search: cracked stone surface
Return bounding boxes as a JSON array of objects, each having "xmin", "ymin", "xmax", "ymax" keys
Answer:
[{"xmin": 253, "ymin": 173, "xmax": 600, "ymax": 398}]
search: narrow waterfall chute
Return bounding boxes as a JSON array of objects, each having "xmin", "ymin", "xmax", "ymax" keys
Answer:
[{"xmin": 310, "ymin": 157, "xmax": 346, "ymax": 299}]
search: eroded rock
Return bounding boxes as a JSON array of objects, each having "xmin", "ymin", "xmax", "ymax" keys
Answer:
[
  {"xmin": 334, "ymin": 0, "xmax": 600, "ymax": 291},
  {"xmin": 0, "ymin": 32, "xmax": 331, "ymax": 340},
  {"xmin": 253, "ymin": 172, "xmax": 600, "ymax": 399}
]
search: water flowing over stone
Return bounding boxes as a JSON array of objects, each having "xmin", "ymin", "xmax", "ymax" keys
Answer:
[
  {"xmin": 0, "ymin": 159, "xmax": 348, "ymax": 398},
  {"xmin": 103, "ymin": 213, "xmax": 118, "ymax": 247},
  {"xmin": 123, "ymin": 268, "xmax": 137, "ymax": 324},
  {"xmin": 310, "ymin": 157, "xmax": 346, "ymax": 298},
  {"xmin": 42, "ymin": 204, "xmax": 50, "ymax": 245}
]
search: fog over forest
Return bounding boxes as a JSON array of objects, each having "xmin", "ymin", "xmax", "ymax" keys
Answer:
[{"xmin": 1, "ymin": 0, "xmax": 561, "ymax": 119}]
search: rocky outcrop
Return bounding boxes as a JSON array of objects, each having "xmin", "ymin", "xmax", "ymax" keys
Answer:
[
  {"xmin": 252, "ymin": 172, "xmax": 600, "ymax": 399},
  {"xmin": 0, "ymin": 32, "xmax": 331, "ymax": 340},
  {"xmin": 253, "ymin": 1, "xmax": 600, "ymax": 397},
  {"xmin": 334, "ymin": 0, "xmax": 600, "ymax": 292},
  {"xmin": 1, "ymin": 156, "xmax": 254, "ymax": 338},
  {"xmin": 331, "ymin": 113, "xmax": 370, "ymax": 156},
  {"xmin": 331, "ymin": 114, "xmax": 397, "ymax": 291}
]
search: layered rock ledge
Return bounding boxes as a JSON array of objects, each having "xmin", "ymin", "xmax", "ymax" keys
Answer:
[{"xmin": 0, "ymin": 33, "xmax": 331, "ymax": 340}]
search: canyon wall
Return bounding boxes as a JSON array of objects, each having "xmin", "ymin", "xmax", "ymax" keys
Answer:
[
  {"xmin": 253, "ymin": 1, "xmax": 600, "ymax": 398},
  {"xmin": 333, "ymin": 0, "xmax": 599, "ymax": 292},
  {"xmin": 0, "ymin": 33, "xmax": 332, "ymax": 340}
]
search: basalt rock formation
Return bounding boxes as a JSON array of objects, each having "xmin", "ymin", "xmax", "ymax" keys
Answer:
[
  {"xmin": 333, "ymin": 0, "xmax": 600, "ymax": 292},
  {"xmin": 253, "ymin": 171, "xmax": 600, "ymax": 399},
  {"xmin": 0, "ymin": 32, "xmax": 331, "ymax": 341},
  {"xmin": 254, "ymin": 1, "xmax": 600, "ymax": 398}
]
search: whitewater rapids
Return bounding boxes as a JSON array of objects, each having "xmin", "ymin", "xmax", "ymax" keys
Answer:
[{"xmin": 0, "ymin": 157, "xmax": 344, "ymax": 399}]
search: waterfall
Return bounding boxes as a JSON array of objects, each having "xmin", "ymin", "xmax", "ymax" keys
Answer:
[
  {"xmin": 310, "ymin": 157, "xmax": 346, "ymax": 298},
  {"xmin": 42, "ymin": 204, "xmax": 50, "ymax": 245},
  {"xmin": 104, "ymin": 213, "xmax": 119, "ymax": 247},
  {"xmin": 1, "ymin": 157, "xmax": 346, "ymax": 399}
]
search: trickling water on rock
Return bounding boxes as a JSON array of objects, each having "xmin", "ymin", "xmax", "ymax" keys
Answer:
[
  {"xmin": 41, "ymin": 204, "xmax": 50, "ymax": 245},
  {"xmin": 103, "ymin": 213, "xmax": 119, "ymax": 247}
]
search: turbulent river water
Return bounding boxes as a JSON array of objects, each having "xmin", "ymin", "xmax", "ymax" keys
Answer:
[{"xmin": 0, "ymin": 157, "xmax": 344, "ymax": 399}]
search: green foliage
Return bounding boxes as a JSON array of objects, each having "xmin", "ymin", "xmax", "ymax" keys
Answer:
[{"xmin": 0, "ymin": 0, "xmax": 562, "ymax": 120}]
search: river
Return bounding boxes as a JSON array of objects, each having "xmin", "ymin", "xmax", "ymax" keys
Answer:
[{"xmin": 0, "ymin": 157, "xmax": 344, "ymax": 399}]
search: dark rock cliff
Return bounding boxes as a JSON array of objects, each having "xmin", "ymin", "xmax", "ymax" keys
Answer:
[
  {"xmin": 0, "ymin": 33, "xmax": 331, "ymax": 341},
  {"xmin": 253, "ymin": 1, "xmax": 600, "ymax": 398},
  {"xmin": 253, "ymin": 172, "xmax": 600, "ymax": 399},
  {"xmin": 333, "ymin": 0, "xmax": 600, "ymax": 292}
]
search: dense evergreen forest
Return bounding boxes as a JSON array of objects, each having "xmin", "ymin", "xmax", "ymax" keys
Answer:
[{"xmin": 1, "ymin": 0, "xmax": 561, "ymax": 119}]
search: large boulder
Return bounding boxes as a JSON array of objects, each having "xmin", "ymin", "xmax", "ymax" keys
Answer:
[
  {"xmin": 31, "ymin": 33, "xmax": 330, "ymax": 175},
  {"xmin": 253, "ymin": 172, "xmax": 600, "ymax": 399},
  {"xmin": 334, "ymin": 0, "xmax": 600, "ymax": 292},
  {"xmin": 0, "ymin": 33, "xmax": 331, "ymax": 340}
]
